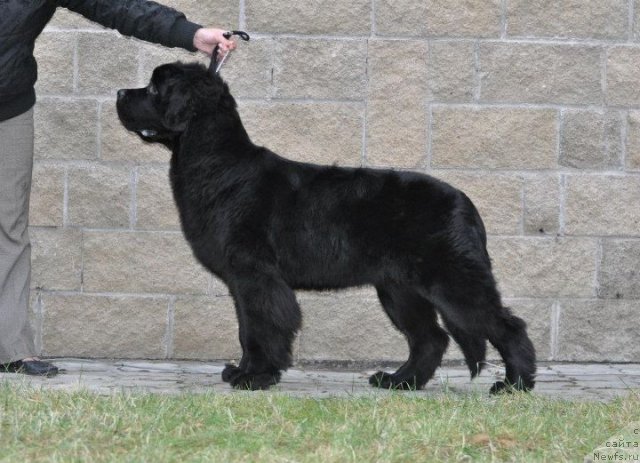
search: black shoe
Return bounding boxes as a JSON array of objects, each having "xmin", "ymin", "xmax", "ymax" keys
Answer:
[{"xmin": 1, "ymin": 360, "xmax": 59, "ymax": 377}]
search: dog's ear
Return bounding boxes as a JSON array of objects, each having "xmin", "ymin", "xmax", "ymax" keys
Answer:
[{"xmin": 163, "ymin": 82, "xmax": 193, "ymax": 131}]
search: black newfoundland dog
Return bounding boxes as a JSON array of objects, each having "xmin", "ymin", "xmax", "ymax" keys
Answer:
[{"xmin": 116, "ymin": 62, "xmax": 536, "ymax": 392}]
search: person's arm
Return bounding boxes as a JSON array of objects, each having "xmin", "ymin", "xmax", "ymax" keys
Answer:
[{"xmin": 52, "ymin": 0, "xmax": 234, "ymax": 53}]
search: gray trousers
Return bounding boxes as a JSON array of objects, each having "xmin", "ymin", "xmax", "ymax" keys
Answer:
[{"xmin": 0, "ymin": 108, "xmax": 36, "ymax": 364}]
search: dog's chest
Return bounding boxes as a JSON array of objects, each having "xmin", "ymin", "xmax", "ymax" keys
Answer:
[{"xmin": 168, "ymin": 158, "xmax": 247, "ymax": 254}]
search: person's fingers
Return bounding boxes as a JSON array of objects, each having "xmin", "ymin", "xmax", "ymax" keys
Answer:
[
  {"xmin": 221, "ymin": 40, "xmax": 236, "ymax": 50},
  {"xmin": 194, "ymin": 28, "xmax": 241, "ymax": 57},
  {"xmin": 217, "ymin": 40, "xmax": 237, "ymax": 54},
  {"xmin": 194, "ymin": 28, "xmax": 242, "ymax": 56}
]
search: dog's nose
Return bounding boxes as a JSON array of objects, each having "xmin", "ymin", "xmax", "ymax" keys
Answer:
[{"xmin": 117, "ymin": 89, "xmax": 126, "ymax": 100}]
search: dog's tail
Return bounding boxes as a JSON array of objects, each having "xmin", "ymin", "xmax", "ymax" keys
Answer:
[{"xmin": 441, "ymin": 317, "xmax": 486, "ymax": 378}]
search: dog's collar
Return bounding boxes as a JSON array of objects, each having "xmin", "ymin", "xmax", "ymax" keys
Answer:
[{"xmin": 210, "ymin": 30, "xmax": 250, "ymax": 74}]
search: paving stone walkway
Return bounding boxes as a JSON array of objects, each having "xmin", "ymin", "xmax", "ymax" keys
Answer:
[{"xmin": 2, "ymin": 359, "xmax": 639, "ymax": 401}]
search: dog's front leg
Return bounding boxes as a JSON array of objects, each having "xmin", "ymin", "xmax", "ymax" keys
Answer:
[{"xmin": 224, "ymin": 270, "xmax": 302, "ymax": 390}]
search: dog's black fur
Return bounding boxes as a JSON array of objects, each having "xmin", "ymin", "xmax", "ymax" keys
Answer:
[{"xmin": 116, "ymin": 62, "xmax": 536, "ymax": 392}]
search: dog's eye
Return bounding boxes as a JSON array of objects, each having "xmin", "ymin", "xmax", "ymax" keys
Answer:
[{"xmin": 148, "ymin": 84, "xmax": 158, "ymax": 96}]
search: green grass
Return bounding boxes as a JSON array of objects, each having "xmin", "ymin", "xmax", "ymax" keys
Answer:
[{"xmin": 0, "ymin": 383, "xmax": 638, "ymax": 463}]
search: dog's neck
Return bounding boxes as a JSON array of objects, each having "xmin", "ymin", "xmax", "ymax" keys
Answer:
[{"xmin": 180, "ymin": 100, "xmax": 255, "ymax": 157}]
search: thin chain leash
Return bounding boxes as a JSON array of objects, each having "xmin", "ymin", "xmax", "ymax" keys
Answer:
[{"xmin": 209, "ymin": 30, "xmax": 251, "ymax": 74}]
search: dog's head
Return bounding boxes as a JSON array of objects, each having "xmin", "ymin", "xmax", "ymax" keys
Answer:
[{"xmin": 116, "ymin": 62, "xmax": 228, "ymax": 145}]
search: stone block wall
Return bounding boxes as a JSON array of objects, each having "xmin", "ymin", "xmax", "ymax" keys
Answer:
[{"xmin": 30, "ymin": 1, "xmax": 640, "ymax": 364}]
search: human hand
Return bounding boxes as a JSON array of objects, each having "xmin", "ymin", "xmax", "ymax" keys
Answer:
[{"xmin": 193, "ymin": 28, "xmax": 237, "ymax": 57}]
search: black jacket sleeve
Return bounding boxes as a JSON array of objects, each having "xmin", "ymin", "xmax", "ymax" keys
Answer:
[{"xmin": 52, "ymin": 0, "xmax": 202, "ymax": 51}]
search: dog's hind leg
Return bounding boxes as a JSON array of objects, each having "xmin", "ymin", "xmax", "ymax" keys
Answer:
[
  {"xmin": 369, "ymin": 285, "xmax": 449, "ymax": 390},
  {"xmin": 225, "ymin": 270, "xmax": 302, "ymax": 390},
  {"xmin": 427, "ymin": 263, "xmax": 536, "ymax": 393}
]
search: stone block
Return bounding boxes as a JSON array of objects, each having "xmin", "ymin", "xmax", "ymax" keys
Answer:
[
  {"xmin": 172, "ymin": 296, "xmax": 241, "ymax": 359},
  {"xmin": 367, "ymin": 40, "xmax": 428, "ymax": 100},
  {"xmin": 507, "ymin": 0, "xmax": 628, "ymax": 39},
  {"xmin": 565, "ymin": 175, "xmax": 640, "ymax": 236},
  {"xmin": 434, "ymin": 171, "xmax": 523, "ymax": 234},
  {"xmin": 479, "ymin": 43, "xmax": 602, "ymax": 104},
  {"xmin": 82, "ymin": 231, "xmax": 209, "ymax": 294},
  {"xmin": 366, "ymin": 100, "xmax": 428, "ymax": 168},
  {"xmin": 508, "ymin": 299, "xmax": 553, "ymax": 361},
  {"xmin": 77, "ymin": 33, "xmax": 138, "ymax": 95},
  {"xmin": 427, "ymin": 41, "xmax": 475, "ymax": 102},
  {"xmin": 34, "ymin": 32, "xmax": 75, "ymax": 95},
  {"xmin": 100, "ymin": 101, "xmax": 169, "ymax": 163},
  {"xmin": 488, "ymin": 237, "xmax": 597, "ymax": 297},
  {"xmin": 523, "ymin": 175, "xmax": 560, "ymax": 235},
  {"xmin": 68, "ymin": 165, "xmax": 131, "ymax": 228},
  {"xmin": 560, "ymin": 110, "xmax": 623, "ymax": 169},
  {"xmin": 599, "ymin": 239, "xmax": 640, "ymax": 299},
  {"xmin": 34, "ymin": 99, "xmax": 98, "ymax": 160},
  {"xmin": 627, "ymin": 111, "xmax": 640, "ymax": 171},
  {"xmin": 431, "ymin": 107, "xmax": 557, "ymax": 169},
  {"xmin": 246, "ymin": 0, "xmax": 371, "ymax": 35},
  {"xmin": 162, "ymin": 0, "xmax": 239, "ymax": 28},
  {"xmin": 220, "ymin": 38, "xmax": 273, "ymax": 99},
  {"xmin": 29, "ymin": 164, "xmax": 65, "ymax": 227},
  {"xmin": 136, "ymin": 165, "xmax": 180, "ymax": 230},
  {"xmin": 366, "ymin": 40, "xmax": 428, "ymax": 168},
  {"xmin": 30, "ymin": 228, "xmax": 82, "ymax": 291},
  {"xmin": 41, "ymin": 294, "xmax": 168, "ymax": 358},
  {"xmin": 239, "ymin": 102, "xmax": 363, "ymax": 166},
  {"xmin": 607, "ymin": 47, "xmax": 640, "ymax": 106},
  {"xmin": 557, "ymin": 300, "xmax": 640, "ymax": 362},
  {"xmin": 376, "ymin": 0, "xmax": 501, "ymax": 37},
  {"xmin": 273, "ymin": 39, "xmax": 367, "ymax": 100},
  {"xmin": 298, "ymin": 293, "xmax": 408, "ymax": 361}
]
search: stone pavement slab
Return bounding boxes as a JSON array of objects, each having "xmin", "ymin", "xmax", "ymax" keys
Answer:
[{"xmin": 2, "ymin": 359, "xmax": 638, "ymax": 401}]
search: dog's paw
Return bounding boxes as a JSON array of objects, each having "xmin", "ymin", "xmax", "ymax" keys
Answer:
[
  {"xmin": 489, "ymin": 380, "xmax": 510, "ymax": 395},
  {"xmin": 368, "ymin": 371, "xmax": 420, "ymax": 391},
  {"xmin": 221, "ymin": 363, "xmax": 243, "ymax": 383},
  {"xmin": 489, "ymin": 379, "xmax": 534, "ymax": 395},
  {"xmin": 230, "ymin": 371, "xmax": 281, "ymax": 391}
]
